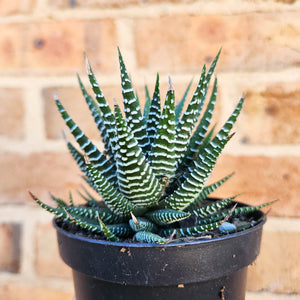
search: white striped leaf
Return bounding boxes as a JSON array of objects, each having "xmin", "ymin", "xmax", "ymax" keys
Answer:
[
  {"xmin": 56, "ymin": 99, "xmax": 117, "ymax": 183},
  {"xmin": 161, "ymin": 135, "xmax": 232, "ymax": 211},
  {"xmin": 114, "ymin": 105, "xmax": 163, "ymax": 207},
  {"xmin": 118, "ymin": 48, "xmax": 150, "ymax": 155},
  {"xmin": 85, "ymin": 55, "xmax": 118, "ymax": 155},
  {"xmin": 148, "ymin": 79, "xmax": 176, "ymax": 179},
  {"xmin": 77, "ymin": 75, "xmax": 114, "ymax": 160},
  {"xmin": 85, "ymin": 162, "xmax": 141, "ymax": 217},
  {"xmin": 146, "ymin": 73, "xmax": 161, "ymax": 147}
]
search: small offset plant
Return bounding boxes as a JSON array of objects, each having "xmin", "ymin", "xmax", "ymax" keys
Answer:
[{"xmin": 29, "ymin": 49, "xmax": 274, "ymax": 244}]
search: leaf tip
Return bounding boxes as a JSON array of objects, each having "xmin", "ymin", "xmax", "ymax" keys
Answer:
[{"xmin": 168, "ymin": 74, "xmax": 174, "ymax": 91}]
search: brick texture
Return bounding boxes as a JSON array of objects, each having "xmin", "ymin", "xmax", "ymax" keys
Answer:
[
  {"xmin": 247, "ymin": 230, "xmax": 300, "ymax": 293},
  {"xmin": 0, "ymin": 1, "xmax": 299, "ymax": 297},
  {"xmin": 135, "ymin": 13, "xmax": 300, "ymax": 72},
  {"xmin": 0, "ymin": 152, "xmax": 83, "ymax": 204},
  {"xmin": 0, "ymin": 24, "xmax": 23, "ymax": 71},
  {"xmin": 0, "ymin": 223, "xmax": 21, "ymax": 273},
  {"xmin": 0, "ymin": 0, "xmax": 34, "ymax": 15},
  {"xmin": 0, "ymin": 283, "xmax": 73, "ymax": 300},
  {"xmin": 209, "ymin": 155, "xmax": 300, "ymax": 217},
  {"xmin": 48, "ymin": 0, "xmax": 138, "ymax": 9},
  {"xmin": 84, "ymin": 20, "xmax": 118, "ymax": 72},
  {"xmin": 0, "ymin": 19, "xmax": 117, "ymax": 74},
  {"xmin": 35, "ymin": 223, "xmax": 72, "ymax": 278},
  {"xmin": 23, "ymin": 21, "xmax": 85, "ymax": 73},
  {"xmin": 238, "ymin": 82, "xmax": 300, "ymax": 145},
  {"xmin": 0, "ymin": 89, "xmax": 24, "ymax": 139},
  {"xmin": 47, "ymin": 0, "xmax": 187, "ymax": 9}
]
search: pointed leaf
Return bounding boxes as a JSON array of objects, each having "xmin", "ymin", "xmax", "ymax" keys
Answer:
[
  {"xmin": 184, "ymin": 78, "xmax": 218, "ymax": 165},
  {"xmin": 114, "ymin": 105, "xmax": 163, "ymax": 207},
  {"xmin": 143, "ymin": 85, "xmax": 151, "ymax": 120},
  {"xmin": 85, "ymin": 162, "xmax": 142, "ymax": 217},
  {"xmin": 198, "ymin": 200, "xmax": 277, "ymax": 225},
  {"xmin": 129, "ymin": 216, "xmax": 157, "ymax": 232},
  {"xmin": 191, "ymin": 196, "xmax": 235, "ymax": 218},
  {"xmin": 175, "ymin": 78, "xmax": 193, "ymax": 123},
  {"xmin": 159, "ymin": 220, "xmax": 223, "ymax": 238},
  {"xmin": 85, "ymin": 55, "xmax": 118, "ymax": 154},
  {"xmin": 146, "ymin": 73, "xmax": 161, "ymax": 146},
  {"xmin": 185, "ymin": 173, "xmax": 234, "ymax": 209},
  {"xmin": 161, "ymin": 134, "xmax": 232, "ymax": 210},
  {"xmin": 134, "ymin": 231, "xmax": 166, "ymax": 244},
  {"xmin": 146, "ymin": 209, "xmax": 191, "ymax": 225},
  {"xmin": 77, "ymin": 75, "xmax": 113, "ymax": 160},
  {"xmin": 148, "ymin": 78, "xmax": 176, "ymax": 178},
  {"xmin": 56, "ymin": 99, "xmax": 117, "ymax": 183},
  {"xmin": 174, "ymin": 65, "xmax": 207, "ymax": 163},
  {"xmin": 118, "ymin": 48, "xmax": 150, "ymax": 155}
]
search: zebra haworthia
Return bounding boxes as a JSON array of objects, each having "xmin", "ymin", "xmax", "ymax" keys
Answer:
[{"xmin": 31, "ymin": 48, "xmax": 274, "ymax": 244}]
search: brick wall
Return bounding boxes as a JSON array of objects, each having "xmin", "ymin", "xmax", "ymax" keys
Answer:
[{"xmin": 0, "ymin": 1, "xmax": 299, "ymax": 299}]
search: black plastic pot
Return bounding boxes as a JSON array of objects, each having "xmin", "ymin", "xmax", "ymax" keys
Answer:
[{"xmin": 54, "ymin": 209, "xmax": 265, "ymax": 300}]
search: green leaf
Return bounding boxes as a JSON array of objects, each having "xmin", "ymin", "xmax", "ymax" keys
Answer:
[
  {"xmin": 174, "ymin": 65, "xmax": 206, "ymax": 163},
  {"xmin": 146, "ymin": 209, "xmax": 191, "ymax": 225},
  {"xmin": 198, "ymin": 200, "xmax": 277, "ymax": 225},
  {"xmin": 85, "ymin": 162, "xmax": 142, "ymax": 217},
  {"xmin": 143, "ymin": 85, "xmax": 151, "ymax": 121},
  {"xmin": 148, "ymin": 77, "xmax": 176, "ymax": 179},
  {"xmin": 134, "ymin": 231, "xmax": 166, "ymax": 244},
  {"xmin": 118, "ymin": 48, "xmax": 150, "ymax": 155},
  {"xmin": 84, "ymin": 54, "xmax": 118, "ymax": 155},
  {"xmin": 185, "ymin": 173, "xmax": 234, "ymax": 209},
  {"xmin": 191, "ymin": 196, "xmax": 235, "ymax": 218},
  {"xmin": 159, "ymin": 220, "xmax": 223, "ymax": 238},
  {"xmin": 183, "ymin": 78, "xmax": 218, "ymax": 166},
  {"xmin": 56, "ymin": 99, "xmax": 116, "ymax": 183},
  {"xmin": 77, "ymin": 74, "xmax": 113, "ymax": 160},
  {"xmin": 174, "ymin": 78, "xmax": 193, "ymax": 123},
  {"xmin": 97, "ymin": 217, "xmax": 120, "ymax": 242},
  {"xmin": 146, "ymin": 73, "xmax": 161, "ymax": 147},
  {"xmin": 114, "ymin": 105, "xmax": 163, "ymax": 207},
  {"xmin": 64, "ymin": 205, "xmax": 125, "ymax": 224},
  {"xmin": 129, "ymin": 215, "xmax": 157, "ymax": 232},
  {"xmin": 205, "ymin": 48, "xmax": 221, "ymax": 85},
  {"xmin": 161, "ymin": 134, "xmax": 232, "ymax": 211}
]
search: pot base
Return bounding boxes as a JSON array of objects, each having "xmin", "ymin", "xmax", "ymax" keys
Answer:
[{"xmin": 73, "ymin": 267, "xmax": 247, "ymax": 300}]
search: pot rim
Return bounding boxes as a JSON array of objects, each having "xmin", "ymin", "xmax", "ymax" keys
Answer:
[
  {"xmin": 54, "ymin": 207, "xmax": 266, "ymax": 285},
  {"xmin": 53, "ymin": 209, "xmax": 266, "ymax": 248}
]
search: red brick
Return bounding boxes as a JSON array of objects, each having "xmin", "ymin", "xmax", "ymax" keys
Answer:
[
  {"xmin": 238, "ymin": 82, "xmax": 300, "ymax": 145},
  {"xmin": 135, "ymin": 13, "xmax": 300, "ymax": 72},
  {"xmin": 0, "ymin": 88, "xmax": 24, "ymax": 139},
  {"xmin": 0, "ymin": 152, "xmax": 84, "ymax": 204},
  {"xmin": 209, "ymin": 155, "xmax": 300, "ymax": 217},
  {"xmin": 35, "ymin": 223, "xmax": 72, "ymax": 278},
  {"xmin": 22, "ymin": 20, "xmax": 117, "ymax": 73},
  {"xmin": 0, "ymin": 283, "xmax": 73, "ymax": 300},
  {"xmin": 48, "ymin": 0, "xmax": 138, "ymax": 9},
  {"xmin": 0, "ymin": 0, "xmax": 35, "ymax": 15},
  {"xmin": 47, "ymin": 0, "xmax": 188, "ymax": 8},
  {"xmin": 84, "ymin": 20, "xmax": 118, "ymax": 72},
  {"xmin": 247, "ymin": 230, "xmax": 300, "ymax": 293},
  {"xmin": 0, "ymin": 223, "xmax": 21, "ymax": 273},
  {"xmin": 24, "ymin": 21, "xmax": 85, "ymax": 72},
  {"xmin": 0, "ymin": 24, "xmax": 23, "ymax": 70}
]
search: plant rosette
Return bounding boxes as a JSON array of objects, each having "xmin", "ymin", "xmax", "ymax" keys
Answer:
[{"xmin": 30, "ymin": 48, "xmax": 275, "ymax": 300}]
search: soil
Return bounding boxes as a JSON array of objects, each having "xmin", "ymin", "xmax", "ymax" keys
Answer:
[{"xmin": 55, "ymin": 200, "xmax": 265, "ymax": 244}]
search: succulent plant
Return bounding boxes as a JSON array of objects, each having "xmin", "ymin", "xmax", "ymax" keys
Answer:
[{"xmin": 29, "ymin": 49, "xmax": 274, "ymax": 244}]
